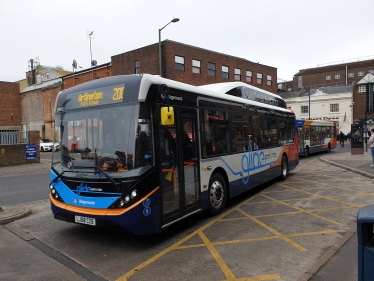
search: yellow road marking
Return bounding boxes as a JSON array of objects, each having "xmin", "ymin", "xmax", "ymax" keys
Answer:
[
  {"xmin": 236, "ymin": 208, "xmax": 307, "ymax": 252},
  {"xmin": 199, "ymin": 231, "xmax": 237, "ymax": 280}
]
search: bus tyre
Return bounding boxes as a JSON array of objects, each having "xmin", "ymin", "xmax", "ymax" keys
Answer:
[
  {"xmin": 280, "ymin": 156, "xmax": 288, "ymax": 181},
  {"xmin": 208, "ymin": 174, "xmax": 227, "ymax": 216},
  {"xmin": 304, "ymin": 147, "xmax": 309, "ymax": 158}
]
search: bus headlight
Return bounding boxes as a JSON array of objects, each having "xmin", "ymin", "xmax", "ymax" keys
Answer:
[
  {"xmin": 130, "ymin": 190, "xmax": 137, "ymax": 198},
  {"xmin": 124, "ymin": 195, "xmax": 130, "ymax": 203}
]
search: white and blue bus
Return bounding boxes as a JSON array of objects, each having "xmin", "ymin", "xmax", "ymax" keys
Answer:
[{"xmin": 49, "ymin": 74, "xmax": 299, "ymax": 235}]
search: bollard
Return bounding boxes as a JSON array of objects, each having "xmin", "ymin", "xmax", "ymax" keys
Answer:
[{"xmin": 357, "ymin": 205, "xmax": 374, "ymax": 280}]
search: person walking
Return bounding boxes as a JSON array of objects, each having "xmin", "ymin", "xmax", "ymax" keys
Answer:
[
  {"xmin": 339, "ymin": 131, "xmax": 345, "ymax": 147},
  {"xmin": 368, "ymin": 128, "xmax": 374, "ymax": 167}
]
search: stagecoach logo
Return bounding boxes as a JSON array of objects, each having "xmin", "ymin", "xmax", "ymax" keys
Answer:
[
  {"xmin": 74, "ymin": 183, "xmax": 102, "ymax": 195},
  {"xmin": 160, "ymin": 93, "xmax": 183, "ymax": 102}
]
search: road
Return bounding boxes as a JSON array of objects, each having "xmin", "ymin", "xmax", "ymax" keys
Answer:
[{"xmin": 0, "ymin": 142, "xmax": 366, "ymax": 281}]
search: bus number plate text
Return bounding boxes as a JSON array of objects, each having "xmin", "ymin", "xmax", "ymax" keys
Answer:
[{"xmin": 75, "ymin": 216, "xmax": 96, "ymax": 226}]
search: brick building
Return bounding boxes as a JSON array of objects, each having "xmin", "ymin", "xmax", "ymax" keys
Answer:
[
  {"xmin": 0, "ymin": 81, "xmax": 22, "ymax": 132},
  {"xmin": 62, "ymin": 62, "xmax": 112, "ymax": 90},
  {"xmin": 292, "ymin": 59, "xmax": 374, "ymax": 91},
  {"xmin": 21, "ymin": 78, "xmax": 63, "ymax": 140},
  {"xmin": 277, "ymin": 58, "xmax": 374, "ymax": 132},
  {"xmin": 112, "ymin": 40, "xmax": 278, "ymax": 94},
  {"xmin": 353, "ymin": 72, "xmax": 374, "ymax": 127}
]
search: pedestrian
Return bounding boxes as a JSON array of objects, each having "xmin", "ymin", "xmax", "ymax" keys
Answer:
[
  {"xmin": 368, "ymin": 128, "xmax": 374, "ymax": 167},
  {"xmin": 346, "ymin": 131, "xmax": 351, "ymax": 143},
  {"xmin": 339, "ymin": 131, "xmax": 345, "ymax": 147}
]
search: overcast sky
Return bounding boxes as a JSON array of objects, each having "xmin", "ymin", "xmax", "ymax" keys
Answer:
[{"xmin": 2, "ymin": 0, "xmax": 374, "ymax": 83}]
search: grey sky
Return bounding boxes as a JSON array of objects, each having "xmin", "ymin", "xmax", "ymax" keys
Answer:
[{"xmin": 2, "ymin": 0, "xmax": 374, "ymax": 83}]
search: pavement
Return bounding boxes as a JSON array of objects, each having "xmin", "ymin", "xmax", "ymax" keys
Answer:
[{"xmin": 0, "ymin": 149, "xmax": 373, "ymax": 280}]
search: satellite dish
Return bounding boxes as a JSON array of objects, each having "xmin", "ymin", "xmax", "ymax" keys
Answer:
[
  {"xmin": 91, "ymin": 60, "xmax": 97, "ymax": 66},
  {"xmin": 72, "ymin": 59, "xmax": 77, "ymax": 69}
]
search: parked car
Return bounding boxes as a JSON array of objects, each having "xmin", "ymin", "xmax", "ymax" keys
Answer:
[{"xmin": 40, "ymin": 139, "xmax": 59, "ymax": 152}]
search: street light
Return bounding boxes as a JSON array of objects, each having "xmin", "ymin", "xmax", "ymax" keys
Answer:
[
  {"xmin": 159, "ymin": 18, "xmax": 179, "ymax": 77},
  {"xmin": 305, "ymin": 86, "xmax": 311, "ymax": 120}
]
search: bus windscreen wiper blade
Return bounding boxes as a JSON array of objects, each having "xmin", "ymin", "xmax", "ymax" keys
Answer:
[
  {"xmin": 84, "ymin": 166, "xmax": 121, "ymax": 189},
  {"xmin": 52, "ymin": 167, "xmax": 120, "ymax": 189}
]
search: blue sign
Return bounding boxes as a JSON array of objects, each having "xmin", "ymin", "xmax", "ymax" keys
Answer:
[{"xmin": 26, "ymin": 144, "xmax": 37, "ymax": 160}]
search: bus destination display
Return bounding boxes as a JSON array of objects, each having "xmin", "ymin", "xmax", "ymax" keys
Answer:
[{"xmin": 65, "ymin": 84, "xmax": 125, "ymax": 109}]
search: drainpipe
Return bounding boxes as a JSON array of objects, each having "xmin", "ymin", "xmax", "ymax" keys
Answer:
[{"xmin": 346, "ymin": 65, "xmax": 347, "ymax": 85}]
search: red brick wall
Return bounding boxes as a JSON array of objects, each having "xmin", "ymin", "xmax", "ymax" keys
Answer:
[
  {"xmin": 111, "ymin": 41, "xmax": 278, "ymax": 94},
  {"xmin": 163, "ymin": 41, "xmax": 278, "ymax": 93},
  {"xmin": 293, "ymin": 59, "xmax": 374, "ymax": 90},
  {"xmin": 0, "ymin": 131, "xmax": 40, "ymax": 166},
  {"xmin": 63, "ymin": 65, "xmax": 112, "ymax": 90},
  {"xmin": 111, "ymin": 44, "xmax": 159, "ymax": 76},
  {"xmin": 0, "ymin": 82, "xmax": 21, "ymax": 127}
]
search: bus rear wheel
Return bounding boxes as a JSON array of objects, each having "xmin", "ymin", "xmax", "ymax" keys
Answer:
[
  {"xmin": 208, "ymin": 174, "xmax": 227, "ymax": 216},
  {"xmin": 280, "ymin": 155, "xmax": 288, "ymax": 181}
]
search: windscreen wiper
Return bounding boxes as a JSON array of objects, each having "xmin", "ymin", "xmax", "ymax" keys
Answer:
[{"xmin": 51, "ymin": 167, "xmax": 120, "ymax": 189}]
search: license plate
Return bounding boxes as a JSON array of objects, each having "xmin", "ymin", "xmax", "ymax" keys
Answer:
[{"xmin": 75, "ymin": 215, "xmax": 96, "ymax": 226}]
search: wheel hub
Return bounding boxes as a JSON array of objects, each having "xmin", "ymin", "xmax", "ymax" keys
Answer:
[{"xmin": 210, "ymin": 180, "xmax": 224, "ymax": 208}]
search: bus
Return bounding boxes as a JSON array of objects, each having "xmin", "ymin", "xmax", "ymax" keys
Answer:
[
  {"xmin": 49, "ymin": 74, "xmax": 299, "ymax": 235},
  {"xmin": 296, "ymin": 119, "xmax": 337, "ymax": 157}
]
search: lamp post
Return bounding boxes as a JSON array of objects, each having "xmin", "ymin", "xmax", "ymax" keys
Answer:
[
  {"xmin": 305, "ymin": 86, "xmax": 311, "ymax": 120},
  {"xmin": 87, "ymin": 31, "xmax": 95, "ymax": 80},
  {"xmin": 159, "ymin": 18, "xmax": 179, "ymax": 77}
]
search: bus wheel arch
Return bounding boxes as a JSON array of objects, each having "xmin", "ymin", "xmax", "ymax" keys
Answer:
[
  {"xmin": 208, "ymin": 169, "xmax": 228, "ymax": 216},
  {"xmin": 280, "ymin": 154, "xmax": 289, "ymax": 181}
]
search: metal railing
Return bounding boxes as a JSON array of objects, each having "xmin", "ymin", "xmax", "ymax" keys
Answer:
[{"xmin": 0, "ymin": 131, "xmax": 29, "ymax": 145}]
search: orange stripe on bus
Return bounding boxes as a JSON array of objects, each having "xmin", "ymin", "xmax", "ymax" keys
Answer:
[{"xmin": 50, "ymin": 186, "xmax": 160, "ymax": 216}]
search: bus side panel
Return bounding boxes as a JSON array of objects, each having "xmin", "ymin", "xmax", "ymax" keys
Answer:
[{"xmin": 201, "ymin": 146, "xmax": 292, "ymax": 199}]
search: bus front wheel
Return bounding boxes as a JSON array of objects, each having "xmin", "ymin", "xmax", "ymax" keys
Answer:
[
  {"xmin": 208, "ymin": 174, "xmax": 227, "ymax": 216},
  {"xmin": 280, "ymin": 156, "xmax": 288, "ymax": 181}
]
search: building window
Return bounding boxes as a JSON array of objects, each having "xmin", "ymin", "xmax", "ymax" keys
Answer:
[
  {"xmin": 301, "ymin": 106, "xmax": 309, "ymax": 114},
  {"xmin": 175, "ymin": 56, "xmax": 185, "ymax": 71},
  {"xmin": 192, "ymin": 60, "xmax": 200, "ymax": 74},
  {"xmin": 334, "ymin": 74, "xmax": 340, "ymax": 79},
  {"xmin": 359, "ymin": 84, "xmax": 367, "ymax": 93},
  {"xmin": 135, "ymin": 60, "xmax": 140, "ymax": 74},
  {"xmin": 326, "ymin": 75, "xmax": 331, "ymax": 80},
  {"xmin": 358, "ymin": 71, "xmax": 364, "ymax": 76},
  {"xmin": 267, "ymin": 75, "xmax": 272, "ymax": 86},
  {"xmin": 208, "ymin": 63, "xmax": 215, "ymax": 77},
  {"xmin": 246, "ymin": 71, "xmax": 252, "ymax": 83},
  {"xmin": 330, "ymin": 104, "xmax": 339, "ymax": 113},
  {"xmin": 348, "ymin": 72, "xmax": 354, "ymax": 78},
  {"xmin": 222, "ymin": 66, "xmax": 229, "ymax": 79},
  {"xmin": 234, "ymin": 68, "xmax": 241, "ymax": 81},
  {"xmin": 257, "ymin": 73, "xmax": 263, "ymax": 84},
  {"xmin": 84, "ymin": 75, "xmax": 87, "ymax": 80}
]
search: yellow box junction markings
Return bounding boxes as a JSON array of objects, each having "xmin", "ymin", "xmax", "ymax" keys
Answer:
[{"xmin": 117, "ymin": 158, "xmax": 372, "ymax": 281}]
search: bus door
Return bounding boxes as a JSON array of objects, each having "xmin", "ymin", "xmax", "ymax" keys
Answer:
[
  {"xmin": 298, "ymin": 127, "xmax": 305, "ymax": 155},
  {"xmin": 160, "ymin": 107, "xmax": 200, "ymax": 227}
]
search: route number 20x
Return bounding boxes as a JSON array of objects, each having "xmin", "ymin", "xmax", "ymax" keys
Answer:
[{"xmin": 113, "ymin": 87, "xmax": 124, "ymax": 101}]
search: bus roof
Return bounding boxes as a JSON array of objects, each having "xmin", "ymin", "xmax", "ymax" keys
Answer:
[{"xmin": 139, "ymin": 74, "xmax": 290, "ymax": 112}]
